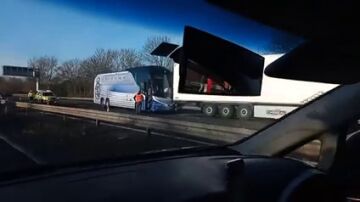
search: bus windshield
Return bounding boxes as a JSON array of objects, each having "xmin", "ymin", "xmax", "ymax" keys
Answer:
[{"xmin": 150, "ymin": 70, "xmax": 171, "ymax": 98}]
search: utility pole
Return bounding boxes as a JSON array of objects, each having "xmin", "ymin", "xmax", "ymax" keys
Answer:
[{"xmin": 33, "ymin": 68, "xmax": 40, "ymax": 91}]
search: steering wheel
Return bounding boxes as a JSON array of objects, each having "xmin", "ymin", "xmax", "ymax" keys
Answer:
[{"xmin": 278, "ymin": 169, "xmax": 341, "ymax": 202}]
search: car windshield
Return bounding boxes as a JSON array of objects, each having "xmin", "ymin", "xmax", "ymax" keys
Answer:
[
  {"xmin": 43, "ymin": 92, "xmax": 54, "ymax": 96},
  {"xmin": 0, "ymin": 0, "xmax": 339, "ymax": 175}
]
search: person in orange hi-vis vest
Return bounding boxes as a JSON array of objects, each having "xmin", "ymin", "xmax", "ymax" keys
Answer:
[
  {"xmin": 134, "ymin": 91, "xmax": 145, "ymax": 114},
  {"xmin": 206, "ymin": 78, "xmax": 213, "ymax": 94}
]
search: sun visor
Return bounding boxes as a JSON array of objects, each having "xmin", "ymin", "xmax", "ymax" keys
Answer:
[{"xmin": 265, "ymin": 40, "xmax": 360, "ymax": 84}]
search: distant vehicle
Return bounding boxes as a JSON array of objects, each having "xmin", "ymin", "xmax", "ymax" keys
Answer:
[
  {"xmin": 172, "ymin": 54, "xmax": 338, "ymax": 119},
  {"xmin": 94, "ymin": 66, "xmax": 174, "ymax": 112},
  {"xmin": 34, "ymin": 90, "xmax": 57, "ymax": 104},
  {"xmin": 28, "ymin": 90, "xmax": 36, "ymax": 101},
  {"xmin": 0, "ymin": 93, "xmax": 6, "ymax": 105}
]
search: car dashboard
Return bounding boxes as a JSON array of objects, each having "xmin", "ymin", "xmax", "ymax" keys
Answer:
[{"xmin": 0, "ymin": 149, "xmax": 337, "ymax": 202}]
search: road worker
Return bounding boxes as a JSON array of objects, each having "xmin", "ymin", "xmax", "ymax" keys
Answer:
[
  {"xmin": 28, "ymin": 90, "xmax": 35, "ymax": 102},
  {"xmin": 206, "ymin": 77, "xmax": 214, "ymax": 94},
  {"xmin": 134, "ymin": 90, "xmax": 145, "ymax": 114}
]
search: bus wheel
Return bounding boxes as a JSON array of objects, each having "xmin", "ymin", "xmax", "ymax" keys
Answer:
[
  {"xmin": 219, "ymin": 105, "xmax": 235, "ymax": 119},
  {"xmin": 236, "ymin": 104, "xmax": 253, "ymax": 119},
  {"xmin": 202, "ymin": 104, "xmax": 217, "ymax": 117},
  {"xmin": 105, "ymin": 99, "xmax": 110, "ymax": 112},
  {"xmin": 100, "ymin": 98, "xmax": 104, "ymax": 108}
]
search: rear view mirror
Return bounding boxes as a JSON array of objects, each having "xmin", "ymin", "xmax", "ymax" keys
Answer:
[{"xmin": 151, "ymin": 26, "xmax": 265, "ymax": 96}]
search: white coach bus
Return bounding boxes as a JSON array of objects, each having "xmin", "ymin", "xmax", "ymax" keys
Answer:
[{"xmin": 94, "ymin": 66, "xmax": 174, "ymax": 112}]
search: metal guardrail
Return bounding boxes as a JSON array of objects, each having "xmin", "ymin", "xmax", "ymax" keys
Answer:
[
  {"xmin": 13, "ymin": 94, "xmax": 93, "ymax": 101},
  {"xmin": 15, "ymin": 102, "xmax": 255, "ymax": 143},
  {"xmin": 59, "ymin": 97, "xmax": 93, "ymax": 101}
]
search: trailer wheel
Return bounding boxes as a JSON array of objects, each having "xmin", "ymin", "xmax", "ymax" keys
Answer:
[
  {"xmin": 100, "ymin": 98, "xmax": 104, "ymax": 108},
  {"xmin": 202, "ymin": 104, "xmax": 217, "ymax": 117},
  {"xmin": 237, "ymin": 104, "xmax": 253, "ymax": 119},
  {"xmin": 219, "ymin": 105, "xmax": 235, "ymax": 119},
  {"xmin": 105, "ymin": 99, "xmax": 110, "ymax": 112}
]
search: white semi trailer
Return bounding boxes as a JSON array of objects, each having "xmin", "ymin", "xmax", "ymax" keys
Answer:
[{"xmin": 172, "ymin": 54, "xmax": 338, "ymax": 119}]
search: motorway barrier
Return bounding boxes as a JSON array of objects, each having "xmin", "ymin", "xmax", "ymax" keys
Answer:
[
  {"xmin": 13, "ymin": 94, "xmax": 92, "ymax": 101},
  {"xmin": 59, "ymin": 97, "xmax": 92, "ymax": 101},
  {"xmin": 15, "ymin": 102, "xmax": 255, "ymax": 143}
]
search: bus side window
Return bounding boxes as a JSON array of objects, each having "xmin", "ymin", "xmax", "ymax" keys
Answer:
[{"xmin": 140, "ymin": 82, "xmax": 145, "ymax": 92}]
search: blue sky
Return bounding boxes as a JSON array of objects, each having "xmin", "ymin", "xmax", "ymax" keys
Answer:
[
  {"xmin": 0, "ymin": 0, "xmax": 182, "ymax": 68},
  {"xmin": 0, "ymin": 0, "xmax": 302, "ymax": 69}
]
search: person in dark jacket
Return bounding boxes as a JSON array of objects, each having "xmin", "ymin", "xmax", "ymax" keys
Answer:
[{"xmin": 134, "ymin": 91, "xmax": 145, "ymax": 114}]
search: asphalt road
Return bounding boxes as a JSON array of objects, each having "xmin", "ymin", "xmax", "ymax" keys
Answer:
[{"xmin": 0, "ymin": 110, "xmax": 210, "ymax": 174}]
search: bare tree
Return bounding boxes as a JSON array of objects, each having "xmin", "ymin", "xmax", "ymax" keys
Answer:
[
  {"xmin": 80, "ymin": 49, "xmax": 116, "ymax": 81},
  {"xmin": 142, "ymin": 36, "xmax": 174, "ymax": 71},
  {"xmin": 57, "ymin": 59, "xmax": 81, "ymax": 81},
  {"xmin": 113, "ymin": 49, "xmax": 143, "ymax": 71},
  {"xmin": 28, "ymin": 56, "xmax": 58, "ymax": 85},
  {"xmin": 0, "ymin": 77, "xmax": 35, "ymax": 94},
  {"xmin": 52, "ymin": 59, "xmax": 83, "ymax": 96}
]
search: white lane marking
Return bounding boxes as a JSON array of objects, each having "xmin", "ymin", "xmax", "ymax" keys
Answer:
[
  {"xmin": 100, "ymin": 122, "xmax": 215, "ymax": 146},
  {"xmin": 347, "ymin": 197, "xmax": 360, "ymax": 201},
  {"xmin": 0, "ymin": 134, "xmax": 46, "ymax": 165},
  {"xmin": 140, "ymin": 146, "xmax": 201, "ymax": 154},
  {"xmin": 37, "ymin": 112, "xmax": 216, "ymax": 146},
  {"xmin": 347, "ymin": 129, "xmax": 360, "ymax": 140}
]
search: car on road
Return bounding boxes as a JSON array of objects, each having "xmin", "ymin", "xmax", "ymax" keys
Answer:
[
  {"xmin": 0, "ymin": 93, "xmax": 7, "ymax": 115},
  {"xmin": 34, "ymin": 90, "xmax": 57, "ymax": 105},
  {"xmin": 0, "ymin": 93, "xmax": 6, "ymax": 105}
]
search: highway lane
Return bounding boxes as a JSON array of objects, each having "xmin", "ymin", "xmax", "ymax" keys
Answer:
[
  {"xmin": 56, "ymin": 99, "xmax": 274, "ymax": 130},
  {"xmin": 0, "ymin": 139, "xmax": 37, "ymax": 173},
  {"xmin": 0, "ymin": 110, "xmax": 210, "ymax": 171}
]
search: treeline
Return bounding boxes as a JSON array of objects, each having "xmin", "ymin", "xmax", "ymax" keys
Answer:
[
  {"xmin": 0, "ymin": 77, "xmax": 36, "ymax": 95},
  {"xmin": 28, "ymin": 36, "xmax": 173, "ymax": 97}
]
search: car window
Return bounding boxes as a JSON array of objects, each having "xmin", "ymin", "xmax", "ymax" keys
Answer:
[
  {"xmin": 43, "ymin": 93, "xmax": 54, "ymax": 96},
  {"xmin": 0, "ymin": 0, "xmax": 339, "ymax": 174},
  {"xmin": 286, "ymin": 139, "xmax": 322, "ymax": 167}
]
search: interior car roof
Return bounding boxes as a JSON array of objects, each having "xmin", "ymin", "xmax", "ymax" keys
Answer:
[{"xmin": 206, "ymin": 0, "xmax": 358, "ymax": 40}]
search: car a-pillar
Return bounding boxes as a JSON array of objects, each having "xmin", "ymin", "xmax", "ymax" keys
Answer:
[{"xmin": 236, "ymin": 104, "xmax": 253, "ymax": 119}]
